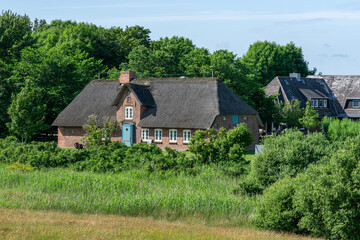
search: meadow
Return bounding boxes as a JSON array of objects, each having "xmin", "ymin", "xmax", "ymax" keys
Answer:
[{"xmin": 0, "ymin": 163, "xmax": 256, "ymax": 226}]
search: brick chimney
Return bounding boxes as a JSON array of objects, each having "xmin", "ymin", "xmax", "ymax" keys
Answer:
[{"xmin": 119, "ymin": 70, "xmax": 136, "ymax": 84}]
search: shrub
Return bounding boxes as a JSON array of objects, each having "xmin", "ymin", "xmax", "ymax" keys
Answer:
[
  {"xmin": 237, "ymin": 129, "xmax": 331, "ymax": 194},
  {"xmin": 252, "ymin": 176, "xmax": 300, "ymax": 232},
  {"xmin": 6, "ymin": 162, "xmax": 35, "ymax": 173},
  {"xmin": 189, "ymin": 123, "xmax": 253, "ymax": 170},
  {"xmin": 321, "ymin": 117, "xmax": 360, "ymax": 142},
  {"xmin": 253, "ymin": 136, "xmax": 360, "ymax": 239}
]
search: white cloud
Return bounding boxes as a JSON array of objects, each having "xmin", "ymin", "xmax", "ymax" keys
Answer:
[
  {"xmin": 45, "ymin": 3, "xmax": 181, "ymax": 9},
  {"xmin": 102, "ymin": 10, "xmax": 360, "ymax": 22}
]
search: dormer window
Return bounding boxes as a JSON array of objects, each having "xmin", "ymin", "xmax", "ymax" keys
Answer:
[
  {"xmin": 125, "ymin": 107, "xmax": 133, "ymax": 119},
  {"xmin": 310, "ymin": 98, "xmax": 328, "ymax": 108},
  {"xmin": 354, "ymin": 100, "xmax": 359, "ymax": 108}
]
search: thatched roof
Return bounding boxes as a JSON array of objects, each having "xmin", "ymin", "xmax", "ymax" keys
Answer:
[
  {"xmin": 52, "ymin": 79, "xmax": 120, "ymax": 127},
  {"xmin": 53, "ymin": 77, "xmax": 259, "ymax": 128},
  {"xmin": 309, "ymin": 75, "xmax": 360, "ymax": 117}
]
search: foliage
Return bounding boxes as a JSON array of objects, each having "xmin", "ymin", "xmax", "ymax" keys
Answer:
[
  {"xmin": 276, "ymin": 100, "xmax": 305, "ymax": 128},
  {"xmin": 253, "ymin": 136, "xmax": 360, "ymax": 239},
  {"xmin": 7, "ymin": 80, "xmax": 48, "ymax": 142},
  {"xmin": 321, "ymin": 116, "xmax": 360, "ymax": 142},
  {"xmin": 298, "ymin": 102, "xmax": 319, "ymax": 130},
  {"xmin": 241, "ymin": 41, "xmax": 316, "ymax": 86},
  {"xmin": 6, "ymin": 162, "xmax": 35, "ymax": 173},
  {"xmin": 189, "ymin": 124, "xmax": 253, "ymax": 173},
  {"xmin": 237, "ymin": 129, "xmax": 330, "ymax": 194},
  {"xmin": 10, "ymin": 46, "xmax": 104, "ymax": 127},
  {"xmin": 0, "ymin": 10, "xmax": 34, "ymax": 137},
  {"xmin": 82, "ymin": 115, "xmax": 119, "ymax": 147},
  {"xmin": 252, "ymin": 176, "xmax": 299, "ymax": 232}
]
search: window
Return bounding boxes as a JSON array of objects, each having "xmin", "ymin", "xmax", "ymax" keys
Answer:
[
  {"xmin": 141, "ymin": 128, "xmax": 149, "ymax": 140},
  {"xmin": 324, "ymin": 99, "xmax": 327, "ymax": 108},
  {"xmin": 315, "ymin": 99, "xmax": 319, "ymax": 108},
  {"xmin": 154, "ymin": 129, "xmax": 162, "ymax": 142},
  {"xmin": 310, "ymin": 99, "xmax": 314, "ymax": 108},
  {"xmin": 319, "ymin": 99, "xmax": 323, "ymax": 107},
  {"xmin": 125, "ymin": 107, "xmax": 133, "ymax": 119},
  {"xmin": 183, "ymin": 130, "xmax": 191, "ymax": 143},
  {"xmin": 232, "ymin": 115, "xmax": 239, "ymax": 124},
  {"xmin": 354, "ymin": 100, "xmax": 359, "ymax": 108},
  {"xmin": 169, "ymin": 129, "xmax": 177, "ymax": 142}
]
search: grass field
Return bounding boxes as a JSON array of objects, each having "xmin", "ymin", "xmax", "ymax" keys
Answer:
[
  {"xmin": 0, "ymin": 164, "xmax": 255, "ymax": 226},
  {"xmin": 0, "ymin": 207, "xmax": 321, "ymax": 240}
]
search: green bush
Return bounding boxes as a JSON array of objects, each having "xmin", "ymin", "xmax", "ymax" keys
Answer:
[
  {"xmin": 252, "ymin": 176, "xmax": 300, "ymax": 232},
  {"xmin": 189, "ymin": 123, "xmax": 253, "ymax": 172},
  {"xmin": 321, "ymin": 117, "xmax": 360, "ymax": 142},
  {"xmin": 237, "ymin": 129, "xmax": 331, "ymax": 194},
  {"xmin": 253, "ymin": 136, "xmax": 360, "ymax": 239}
]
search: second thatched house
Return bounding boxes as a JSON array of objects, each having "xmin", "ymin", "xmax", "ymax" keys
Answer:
[{"xmin": 52, "ymin": 71, "xmax": 263, "ymax": 150}]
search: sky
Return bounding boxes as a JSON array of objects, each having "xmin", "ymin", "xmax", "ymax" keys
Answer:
[{"xmin": 2, "ymin": 0, "xmax": 360, "ymax": 75}]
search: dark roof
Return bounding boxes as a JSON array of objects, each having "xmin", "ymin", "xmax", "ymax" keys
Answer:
[
  {"xmin": 132, "ymin": 78, "xmax": 257, "ymax": 129},
  {"xmin": 112, "ymin": 83, "xmax": 156, "ymax": 107},
  {"xmin": 265, "ymin": 76, "xmax": 343, "ymax": 117},
  {"xmin": 52, "ymin": 79, "xmax": 120, "ymax": 127},
  {"xmin": 53, "ymin": 77, "xmax": 259, "ymax": 128}
]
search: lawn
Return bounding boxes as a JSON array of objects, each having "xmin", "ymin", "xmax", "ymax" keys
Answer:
[{"xmin": 0, "ymin": 207, "xmax": 321, "ymax": 240}]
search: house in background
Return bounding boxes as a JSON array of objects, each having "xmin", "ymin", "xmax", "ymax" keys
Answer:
[
  {"xmin": 52, "ymin": 71, "xmax": 263, "ymax": 150},
  {"xmin": 265, "ymin": 73, "xmax": 360, "ymax": 133}
]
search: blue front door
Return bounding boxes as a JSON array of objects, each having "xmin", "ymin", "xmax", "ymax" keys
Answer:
[{"xmin": 122, "ymin": 123, "xmax": 134, "ymax": 147}]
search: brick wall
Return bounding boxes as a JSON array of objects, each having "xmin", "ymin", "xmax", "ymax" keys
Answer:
[
  {"xmin": 211, "ymin": 114, "xmax": 260, "ymax": 150},
  {"xmin": 58, "ymin": 127, "xmax": 121, "ymax": 148},
  {"xmin": 138, "ymin": 128, "xmax": 198, "ymax": 151}
]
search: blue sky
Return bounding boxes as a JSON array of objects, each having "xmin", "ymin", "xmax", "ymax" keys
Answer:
[{"xmin": 2, "ymin": 0, "xmax": 360, "ymax": 75}]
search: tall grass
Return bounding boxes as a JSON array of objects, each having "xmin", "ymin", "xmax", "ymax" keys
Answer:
[{"xmin": 0, "ymin": 164, "xmax": 256, "ymax": 225}]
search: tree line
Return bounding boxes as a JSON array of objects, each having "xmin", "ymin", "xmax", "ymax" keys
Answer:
[{"xmin": 0, "ymin": 10, "xmax": 316, "ymax": 141}]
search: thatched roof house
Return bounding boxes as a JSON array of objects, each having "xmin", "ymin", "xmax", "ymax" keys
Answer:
[{"xmin": 53, "ymin": 71, "xmax": 262, "ymax": 150}]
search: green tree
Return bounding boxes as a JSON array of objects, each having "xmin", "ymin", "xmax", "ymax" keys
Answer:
[
  {"xmin": 299, "ymin": 102, "xmax": 319, "ymax": 131},
  {"xmin": 124, "ymin": 36, "xmax": 195, "ymax": 77},
  {"xmin": 11, "ymin": 46, "xmax": 104, "ymax": 127},
  {"xmin": 7, "ymin": 80, "xmax": 48, "ymax": 142},
  {"xmin": 82, "ymin": 115, "xmax": 119, "ymax": 147},
  {"xmin": 277, "ymin": 100, "xmax": 305, "ymax": 128},
  {"xmin": 241, "ymin": 41, "xmax": 316, "ymax": 86},
  {"xmin": 0, "ymin": 10, "xmax": 35, "ymax": 137}
]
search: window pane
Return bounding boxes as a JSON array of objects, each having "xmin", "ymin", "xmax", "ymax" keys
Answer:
[
  {"xmin": 310, "ymin": 100, "xmax": 314, "ymax": 107},
  {"xmin": 324, "ymin": 100, "xmax": 327, "ymax": 108},
  {"xmin": 319, "ymin": 100, "xmax": 323, "ymax": 107}
]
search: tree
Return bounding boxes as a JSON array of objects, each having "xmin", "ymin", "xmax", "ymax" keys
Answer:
[
  {"xmin": 241, "ymin": 41, "xmax": 316, "ymax": 86},
  {"xmin": 10, "ymin": 46, "xmax": 104, "ymax": 127},
  {"xmin": 82, "ymin": 115, "xmax": 119, "ymax": 147},
  {"xmin": 7, "ymin": 80, "xmax": 48, "ymax": 142},
  {"xmin": 276, "ymin": 100, "xmax": 305, "ymax": 128},
  {"xmin": 299, "ymin": 102, "xmax": 319, "ymax": 131},
  {"xmin": 0, "ymin": 10, "xmax": 35, "ymax": 137},
  {"xmin": 123, "ymin": 36, "xmax": 195, "ymax": 77}
]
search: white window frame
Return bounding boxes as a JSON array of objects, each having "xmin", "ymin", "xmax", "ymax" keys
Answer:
[
  {"xmin": 183, "ymin": 130, "xmax": 191, "ymax": 143},
  {"xmin": 154, "ymin": 129, "xmax": 162, "ymax": 142},
  {"xmin": 354, "ymin": 100, "xmax": 359, "ymax": 108},
  {"xmin": 315, "ymin": 99, "xmax": 319, "ymax": 108},
  {"xmin": 125, "ymin": 107, "xmax": 133, "ymax": 119},
  {"xmin": 324, "ymin": 99, "xmax": 327, "ymax": 108},
  {"xmin": 141, "ymin": 128, "xmax": 149, "ymax": 141},
  {"xmin": 169, "ymin": 129, "xmax": 177, "ymax": 143},
  {"xmin": 319, "ymin": 99, "xmax": 323, "ymax": 107},
  {"xmin": 310, "ymin": 99, "xmax": 314, "ymax": 108}
]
